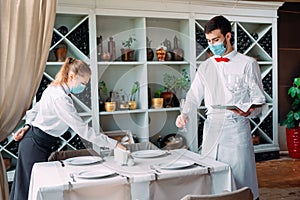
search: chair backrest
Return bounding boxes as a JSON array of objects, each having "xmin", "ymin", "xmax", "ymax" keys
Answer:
[
  {"xmin": 180, "ymin": 187, "xmax": 253, "ymax": 200},
  {"xmin": 48, "ymin": 148, "xmax": 98, "ymax": 161}
]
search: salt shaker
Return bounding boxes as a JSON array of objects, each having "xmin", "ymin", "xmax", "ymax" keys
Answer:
[{"xmin": 127, "ymin": 154, "xmax": 135, "ymax": 166}]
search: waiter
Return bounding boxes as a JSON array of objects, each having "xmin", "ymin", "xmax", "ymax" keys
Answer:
[{"xmin": 176, "ymin": 15, "xmax": 265, "ymax": 200}]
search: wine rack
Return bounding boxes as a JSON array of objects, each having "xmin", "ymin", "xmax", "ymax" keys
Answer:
[
  {"xmin": 237, "ymin": 26, "xmax": 252, "ymax": 54},
  {"xmin": 262, "ymin": 71, "xmax": 273, "ymax": 98},
  {"xmin": 67, "ymin": 19, "xmax": 89, "ymax": 57},
  {"xmin": 258, "ymin": 29, "xmax": 272, "ymax": 57},
  {"xmin": 36, "ymin": 75, "xmax": 52, "ymax": 102}
]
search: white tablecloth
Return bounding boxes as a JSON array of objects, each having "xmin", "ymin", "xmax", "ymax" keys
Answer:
[{"xmin": 28, "ymin": 149, "xmax": 235, "ymax": 200}]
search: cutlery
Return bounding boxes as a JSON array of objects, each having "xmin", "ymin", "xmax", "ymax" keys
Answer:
[
  {"xmin": 69, "ymin": 173, "xmax": 76, "ymax": 182},
  {"xmin": 193, "ymin": 163, "xmax": 205, "ymax": 168},
  {"xmin": 150, "ymin": 165, "xmax": 161, "ymax": 173},
  {"xmin": 59, "ymin": 160, "xmax": 65, "ymax": 167}
]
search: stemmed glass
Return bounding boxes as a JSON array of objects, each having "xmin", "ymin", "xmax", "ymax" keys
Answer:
[
  {"xmin": 225, "ymin": 74, "xmax": 244, "ymax": 104},
  {"xmin": 178, "ymin": 99, "xmax": 191, "ymax": 133}
]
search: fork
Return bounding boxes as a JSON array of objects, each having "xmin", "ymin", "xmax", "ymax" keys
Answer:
[
  {"xmin": 150, "ymin": 165, "xmax": 161, "ymax": 173},
  {"xmin": 69, "ymin": 173, "xmax": 76, "ymax": 182}
]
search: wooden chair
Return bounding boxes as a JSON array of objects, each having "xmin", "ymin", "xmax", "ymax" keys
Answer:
[{"xmin": 180, "ymin": 187, "xmax": 253, "ymax": 200}]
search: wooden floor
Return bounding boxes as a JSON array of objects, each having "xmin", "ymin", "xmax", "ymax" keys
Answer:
[{"xmin": 256, "ymin": 152, "xmax": 300, "ymax": 199}]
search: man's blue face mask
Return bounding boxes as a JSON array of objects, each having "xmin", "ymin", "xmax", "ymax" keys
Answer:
[{"xmin": 208, "ymin": 40, "xmax": 226, "ymax": 56}]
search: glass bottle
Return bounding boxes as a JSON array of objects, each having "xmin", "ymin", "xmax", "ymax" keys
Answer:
[
  {"xmin": 108, "ymin": 37, "xmax": 116, "ymax": 61},
  {"xmin": 172, "ymin": 36, "xmax": 184, "ymax": 61}
]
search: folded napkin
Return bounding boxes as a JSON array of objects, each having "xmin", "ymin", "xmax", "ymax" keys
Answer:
[{"xmin": 114, "ymin": 148, "xmax": 131, "ymax": 165}]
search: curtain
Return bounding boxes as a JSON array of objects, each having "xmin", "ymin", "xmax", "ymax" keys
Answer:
[{"xmin": 0, "ymin": 0, "xmax": 57, "ymax": 199}]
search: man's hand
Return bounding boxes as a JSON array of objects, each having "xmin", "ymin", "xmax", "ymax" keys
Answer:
[
  {"xmin": 176, "ymin": 114, "xmax": 189, "ymax": 128},
  {"xmin": 12, "ymin": 125, "xmax": 30, "ymax": 141},
  {"xmin": 228, "ymin": 107, "xmax": 255, "ymax": 117}
]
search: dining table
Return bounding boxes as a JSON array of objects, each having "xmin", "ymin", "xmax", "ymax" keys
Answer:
[{"xmin": 28, "ymin": 148, "xmax": 236, "ymax": 200}]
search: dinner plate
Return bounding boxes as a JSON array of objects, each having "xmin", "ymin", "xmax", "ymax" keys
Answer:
[
  {"xmin": 131, "ymin": 150, "xmax": 166, "ymax": 158},
  {"xmin": 158, "ymin": 160, "xmax": 194, "ymax": 170},
  {"xmin": 64, "ymin": 156, "xmax": 103, "ymax": 165},
  {"xmin": 75, "ymin": 169, "xmax": 115, "ymax": 179}
]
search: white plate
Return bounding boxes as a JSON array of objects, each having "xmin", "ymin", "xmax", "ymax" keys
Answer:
[
  {"xmin": 64, "ymin": 156, "xmax": 103, "ymax": 165},
  {"xmin": 131, "ymin": 150, "xmax": 166, "ymax": 158},
  {"xmin": 75, "ymin": 170, "xmax": 115, "ymax": 179},
  {"xmin": 159, "ymin": 160, "xmax": 194, "ymax": 170}
]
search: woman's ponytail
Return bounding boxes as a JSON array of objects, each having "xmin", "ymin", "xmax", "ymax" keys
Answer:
[
  {"xmin": 50, "ymin": 57, "xmax": 90, "ymax": 86},
  {"xmin": 51, "ymin": 57, "xmax": 72, "ymax": 86}
]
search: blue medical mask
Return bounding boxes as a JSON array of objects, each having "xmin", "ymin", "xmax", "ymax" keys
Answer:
[
  {"xmin": 70, "ymin": 82, "xmax": 86, "ymax": 94},
  {"xmin": 208, "ymin": 40, "xmax": 226, "ymax": 56}
]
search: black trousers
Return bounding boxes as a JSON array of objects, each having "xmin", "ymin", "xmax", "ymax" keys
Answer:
[{"xmin": 10, "ymin": 126, "xmax": 58, "ymax": 200}]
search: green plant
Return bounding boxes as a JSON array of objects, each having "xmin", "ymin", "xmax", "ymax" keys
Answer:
[
  {"xmin": 154, "ymin": 87, "xmax": 164, "ymax": 98},
  {"xmin": 98, "ymin": 80, "xmax": 109, "ymax": 101},
  {"xmin": 281, "ymin": 77, "xmax": 300, "ymax": 129},
  {"xmin": 129, "ymin": 81, "xmax": 140, "ymax": 101},
  {"xmin": 163, "ymin": 69, "xmax": 190, "ymax": 92},
  {"xmin": 122, "ymin": 35, "xmax": 136, "ymax": 49}
]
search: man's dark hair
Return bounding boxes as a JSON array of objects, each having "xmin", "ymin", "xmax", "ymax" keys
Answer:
[{"xmin": 204, "ymin": 15, "xmax": 231, "ymax": 36}]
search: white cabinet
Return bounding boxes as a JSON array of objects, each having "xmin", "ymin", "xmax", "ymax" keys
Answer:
[{"xmin": 1, "ymin": 0, "xmax": 283, "ymax": 178}]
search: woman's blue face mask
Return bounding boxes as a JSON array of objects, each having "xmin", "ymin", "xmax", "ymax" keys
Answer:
[
  {"xmin": 70, "ymin": 82, "xmax": 86, "ymax": 94},
  {"xmin": 208, "ymin": 40, "xmax": 226, "ymax": 56}
]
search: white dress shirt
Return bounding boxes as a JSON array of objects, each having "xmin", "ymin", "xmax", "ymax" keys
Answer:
[
  {"xmin": 186, "ymin": 50, "xmax": 266, "ymax": 118},
  {"xmin": 25, "ymin": 83, "xmax": 117, "ymax": 149}
]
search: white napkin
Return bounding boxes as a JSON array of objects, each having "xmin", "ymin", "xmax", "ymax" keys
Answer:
[{"xmin": 114, "ymin": 148, "xmax": 131, "ymax": 165}]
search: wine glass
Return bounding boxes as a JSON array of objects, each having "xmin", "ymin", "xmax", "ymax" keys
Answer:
[
  {"xmin": 178, "ymin": 99, "xmax": 191, "ymax": 133},
  {"xmin": 225, "ymin": 74, "xmax": 244, "ymax": 104}
]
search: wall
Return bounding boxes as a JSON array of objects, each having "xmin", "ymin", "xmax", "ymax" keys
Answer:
[{"xmin": 278, "ymin": 2, "xmax": 300, "ymax": 151}]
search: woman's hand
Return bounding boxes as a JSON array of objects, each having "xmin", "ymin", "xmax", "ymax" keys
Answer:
[
  {"xmin": 116, "ymin": 142, "xmax": 127, "ymax": 151},
  {"xmin": 12, "ymin": 125, "xmax": 30, "ymax": 141}
]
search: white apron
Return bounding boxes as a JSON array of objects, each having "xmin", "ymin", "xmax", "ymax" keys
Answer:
[{"xmin": 201, "ymin": 116, "xmax": 259, "ymax": 200}]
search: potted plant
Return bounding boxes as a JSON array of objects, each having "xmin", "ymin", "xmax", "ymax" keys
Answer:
[
  {"xmin": 129, "ymin": 81, "xmax": 139, "ymax": 110},
  {"xmin": 121, "ymin": 34, "xmax": 136, "ymax": 61},
  {"xmin": 160, "ymin": 69, "xmax": 190, "ymax": 108},
  {"xmin": 280, "ymin": 77, "xmax": 300, "ymax": 159},
  {"xmin": 98, "ymin": 80, "xmax": 116, "ymax": 112},
  {"xmin": 152, "ymin": 87, "xmax": 164, "ymax": 109}
]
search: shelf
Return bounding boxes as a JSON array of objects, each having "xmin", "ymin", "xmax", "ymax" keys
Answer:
[
  {"xmin": 148, "ymin": 107, "xmax": 180, "ymax": 112},
  {"xmin": 147, "ymin": 61, "xmax": 189, "ymax": 65},
  {"xmin": 99, "ymin": 109, "xmax": 147, "ymax": 115},
  {"xmin": 97, "ymin": 61, "xmax": 144, "ymax": 66}
]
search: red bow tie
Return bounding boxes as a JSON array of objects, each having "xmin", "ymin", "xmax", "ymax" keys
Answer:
[{"xmin": 215, "ymin": 57, "xmax": 230, "ymax": 62}]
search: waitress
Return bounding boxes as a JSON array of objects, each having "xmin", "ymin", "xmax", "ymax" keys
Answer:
[{"xmin": 10, "ymin": 57, "xmax": 126, "ymax": 200}]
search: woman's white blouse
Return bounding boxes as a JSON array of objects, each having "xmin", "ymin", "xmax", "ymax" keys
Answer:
[{"xmin": 25, "ymin": 84, "xmax": 117, "ymax": 149}]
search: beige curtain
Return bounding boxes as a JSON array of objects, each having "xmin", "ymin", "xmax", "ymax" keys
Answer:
[{"xmin": 0, "ymin": 0, "xmax": 57, "ymax": 199}]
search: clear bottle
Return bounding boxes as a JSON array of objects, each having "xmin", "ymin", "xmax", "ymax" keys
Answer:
[
  {"xmin": 157, "ymin": 135, "xmax": 164, "ymax": 149},
  {"xmin": 119, "ymin": 89, "xmax": 129, "ymax": 110}
]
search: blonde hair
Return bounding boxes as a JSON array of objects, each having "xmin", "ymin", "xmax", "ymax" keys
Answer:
[{"xmin": 51, "ymin": 57, "xmax": 91, "ymax": 86}]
